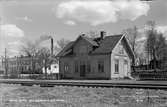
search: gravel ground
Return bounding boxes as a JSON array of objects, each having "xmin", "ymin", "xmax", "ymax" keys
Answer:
[{"xmin": 0, "ymin": 84, "xmax": 166, "ymax": 107}]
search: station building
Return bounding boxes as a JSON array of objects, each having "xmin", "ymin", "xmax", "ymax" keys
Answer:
[{"xmin": 56, "ymin": 32, "xmax": 135, "ymax": 79}]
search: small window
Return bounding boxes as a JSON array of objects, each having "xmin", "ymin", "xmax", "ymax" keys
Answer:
[
  {"xmin": 115, "ymin": 59, "xmax": 119, "ymax": 74},
  {"xmin": 98, "ymin": 60, "xmax": 104, "ymax": 72},
  {"xmin": 64, "ymin": 63, "xmax": 69, "ymax": 72},
  {"xmin": 119, "ymin": 45, "xmax": 124, "ymax": 54},
  {"xmin": 48, "ymin": 66, "xmax": 51, "ymax": 70}
]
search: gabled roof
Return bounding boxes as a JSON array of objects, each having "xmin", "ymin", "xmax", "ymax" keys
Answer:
[
  {"xmin": 91, "ymin": 35, "xmax": 123, "ymax": 54},
  {"xmin": 56, "ymin": 34, "xmax": 134, "ymax": 57},
  {"xmin": 56, "ymin": 35, "xmax": 99, "ymax": 57},
  {"xmin": 56, "ymin": 41, "xmax": 74, "ymax": 57},
  {"xmin": 82, "ymin": 36, "xmax": 99, "ymax": 46}
]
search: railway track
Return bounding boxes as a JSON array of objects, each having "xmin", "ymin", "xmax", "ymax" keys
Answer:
[{"xmin": 0, "ymin": 79, "xmax": 167, "ymax": 89}]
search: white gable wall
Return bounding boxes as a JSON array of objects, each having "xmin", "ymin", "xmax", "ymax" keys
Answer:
[{"xmin": 111, "ymin": 38, "xmax": 131, "ymax": 78}]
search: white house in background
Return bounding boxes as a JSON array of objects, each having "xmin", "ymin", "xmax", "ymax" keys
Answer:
[{"xmin": 42, "ymin": 63, "xmax": 59, "ymax": 74}]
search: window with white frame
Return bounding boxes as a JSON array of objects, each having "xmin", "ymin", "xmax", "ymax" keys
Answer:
[
  {"xmin": 64, "ymin": 63, "xmax": 69, "ymax": 72},
  {"xmin": 119, "ymin": 45, "xmax": 124, "ymax": 54},
  {"xmin": 124, "ymin": 60, "xmax": 128, "ymax": 73},
  {"xmin": 98, "ymin": 60, "xmax": 104, "ymax": 72},
  {"xmin": 115, "ymin": 59, "xmax": 119, "ymax": 74}
]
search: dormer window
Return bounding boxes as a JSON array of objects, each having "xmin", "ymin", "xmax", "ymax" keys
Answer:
[{"xmin": 119, "ymin": 45, "xmax": 124, "ymax": 54}]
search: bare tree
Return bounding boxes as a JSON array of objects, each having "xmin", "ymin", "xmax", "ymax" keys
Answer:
[
  {"xmin": 145, "ymin": 21, "xmax": 166, "ymax": 70},
  {"xmin": 124, "ymin": 26, "xmax": 138, "ymax": 66},
  {"xmin": 86, "ymin": 30, "xmax": 99, "ymax": 38},
  {"xmin": 125, "ymin": 26, "xmax": 138, "ymax": 52},
  {"xmin": 1, "ymin": 48, "xmax": 9, "ymax": 77},
  {"xmin": 20, "ymin": 39, "xmax": 54, "ymax": 78},
  {"xmin": 21, "ymin": 41, "xmax": 39, "ymax": 57},
  {"xmin": 156, "ymin": 33, "xmax": 166, "ymax": 59},
  {"xmin": 57, "ymin": 38, "xmax": 70, "ymax": 49},
  {"xmin": 38, "ymin": 47, "xmax": 51, "ymax": 78},
  {"xmin": 20, "ymin": 40, "xmax": 40, "ymax": 73},
  {"xmin": 54, "ymin": 38, "xmax": 70, "ymax": 55}
]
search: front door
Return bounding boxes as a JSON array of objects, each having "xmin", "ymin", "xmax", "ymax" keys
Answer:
[
  {"xmin": 124, "ymin": 60, "xmax": 128, "ymax": 76},
  {"xmin": 80, "ymin": 64, "xmax": 86, "ymax": 77}
]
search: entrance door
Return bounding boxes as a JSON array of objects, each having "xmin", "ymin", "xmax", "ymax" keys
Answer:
[
  {"xmin": 124, "ymin": 60, "xmax": 128, "ymax": 76},
  {"xmin": 80, "ymin": 64, "xmax": 86, "ymax": 77}
]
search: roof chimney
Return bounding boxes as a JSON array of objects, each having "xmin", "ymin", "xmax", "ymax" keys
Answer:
[
  {"xmin": 81, "ymin": 33, "xmax": 85, "ymax": 36},
  {"xmin": 100, "ymin": 31, "xmax": 106, "ymax": 39}
]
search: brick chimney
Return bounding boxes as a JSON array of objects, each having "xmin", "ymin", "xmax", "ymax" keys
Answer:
[{"xmin": 100, "ymin": 31, "xmax": 106, "ymax": 39}]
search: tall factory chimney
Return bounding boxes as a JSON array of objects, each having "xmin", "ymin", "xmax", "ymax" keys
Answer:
[{"xmin": 51, "ymin": 38, "xmax": 53, "ymax": 56}]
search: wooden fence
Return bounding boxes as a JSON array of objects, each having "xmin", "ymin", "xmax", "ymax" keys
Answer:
[{"xmin": 132, "ymin": 70, "xmax": 167, "ymax": 80}]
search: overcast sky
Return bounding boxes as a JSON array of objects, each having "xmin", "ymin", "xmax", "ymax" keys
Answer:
[{"xmin": 0, "ymin": 0, "xmax": 167, "ymax": 57}]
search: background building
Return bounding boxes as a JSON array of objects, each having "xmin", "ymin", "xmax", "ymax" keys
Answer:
[
  {"xmin": 0, "ymin": 60, "xmax": 5, "ymax": 76},
  {"xmin": 2, "ymin": 56, "xmax": 42, "ymax": 77}
]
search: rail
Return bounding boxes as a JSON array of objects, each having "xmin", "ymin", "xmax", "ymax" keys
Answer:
[{"xmin": 0, "ymin": 79, "xmax": 167, "ymax": 89}]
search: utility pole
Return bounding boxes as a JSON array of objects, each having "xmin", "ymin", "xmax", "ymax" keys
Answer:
[
  {"xmin": 51, "ymin": 37, "xmax": 54, "ymax": 57},
  {"xmin": 4, "ymin": 48, "xmax": 8, "ymax": 77}
]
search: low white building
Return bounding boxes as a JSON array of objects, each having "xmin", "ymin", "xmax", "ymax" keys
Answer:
[{"xmin": 42, "ymin": 63, "xmax": 59, "ymax": 74}]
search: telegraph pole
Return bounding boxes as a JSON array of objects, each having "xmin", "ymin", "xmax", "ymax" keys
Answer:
[
  {"xmin": 51, "ymin": 37, "xmax": 53, "ymax": 57},
  {"xmin": 4, "ymin": 48, "xmax": 8, "ymax": 77}
]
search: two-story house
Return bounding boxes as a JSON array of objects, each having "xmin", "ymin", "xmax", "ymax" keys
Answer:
[{"xmin": 56, "ymin": 31, "xmax": 135, "ymax": 79}]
